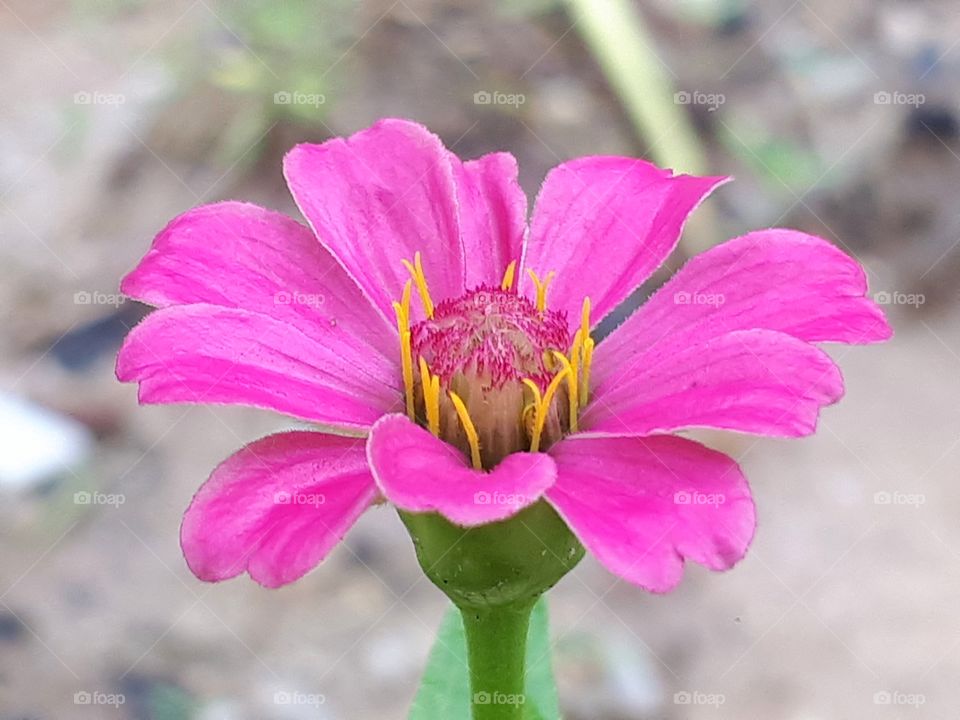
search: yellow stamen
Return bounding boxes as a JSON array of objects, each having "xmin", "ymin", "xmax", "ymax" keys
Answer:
[
  {"xmin": 551, "ymin": 350, "xmax": 578, "ymax": 433},
  {"xmin": 392, "ymin": 280, "xmax": 413, "ymax": 335},
  {"xmin": 580, "ymin": 296, "xmax": 591, "ymax": 342},
  {"xmin": 526, "ymin": 269, "xmax": 555, "ymax": 312},
  {"xmin": 522, "ymin": 379, "xmax": 542, "ymax": 411},
  {"xmin": 580, "ymin": 336, "xmax": 595, "ymax": 407},
  {"xmin": 521, "ymin": 379, "xmax": 543, "ymax": 451},
  {"xmin": 430, "ymin": 374, "xmax": 440, "ymax": 430},
  {"xmin": 448, "ymin": 390, "xmax": 482, "ymax": 470},
  {"xmin": 500, "ymin": 260, "xmax": 517, "ymax": 291},
  {"xmin": 392, "ymin": 280, "xmax": 415, "ymax": 420},
  {"xmin": 418, "ymin": 357, "xmax": 441, "ymax": 436},
  {"xmin": 392, "ymin": 302, "xmax": 404, "ymax": 332},
  {"xmin": 521, "ymin": 366, "xmax": 571, "ymax": 452},
  {"xmin": 570, "ymin": 331, "xmax": 582, "ymax": 419},
  {"xmin": 542, "ymin": 348, "xmax": 558, "ymax": 372},
  {"xmin": 402, "ymin": 251, "xmax": 435, "ymax": 318},
  {"xmin": 402, "ymin": 280, "xmax": 412, "ymax": 323},
  {"xmin": 399, "ymin": 331, "xmax": 414, "ymax": 419},
  {"xmin": 521, "ymin": 402, "xmax": 538, "ymax": 440},
  {"xmin": 577, "ymin": 297, "xmax": 592, "ymax": 409}
]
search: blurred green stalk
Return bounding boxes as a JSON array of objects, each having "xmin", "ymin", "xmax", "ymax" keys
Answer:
[
  {"xmin": 565, "ymin": 0, "xmax": 705, "ymax": 174},
  {"xmin": 565, "ymin": 0, "xmax": 719, "ymax": 250}
]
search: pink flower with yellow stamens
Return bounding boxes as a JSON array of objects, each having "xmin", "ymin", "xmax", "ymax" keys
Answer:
[{"xmin": 117, "ymin": 118, "xmax": 891, "ymax": 591}]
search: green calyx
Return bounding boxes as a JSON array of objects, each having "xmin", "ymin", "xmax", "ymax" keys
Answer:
[
  {"xmin": 399, "ymin": 499, "xmax": 584, "ymax": 610},
  {"xmin": 401, "ymin": 500, "xmax": 583, "ymax": 720}
]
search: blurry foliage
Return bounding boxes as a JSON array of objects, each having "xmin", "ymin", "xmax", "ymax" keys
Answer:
[
  {"xmin": 202, "ymin": 0, "xmax": 356, "ymax": 117},
  {"xmin": 67, "ymin": 0, "xmax": 361, "ymax": 167},
  {"xmin": 73, "ymin": 0, "xmax": 151, "ymax": 18},
  {"xmin": 148, "ymin": 683, "xmax": 197, "ymax": 720},
  {"xmin": 719, "ymin": 122, "xmax": 825, "ymax": 195},
  {"xmin": 164, "ymin": 0, "xmax": 358, "ymax": 165},
  {"xmin": 564, "ymin": 0, "xmax": 707, "ymax": 176},
  {"xmin": 563, "ymin": 0, "xmax": 724, "ymax": 251},
  {"xmin": 659, "ymin": 0, "xmax": 748, "ymax": 27},
  {"xmin": 496, "ymin": 0, "xmax": 563, "ymax": 19}
]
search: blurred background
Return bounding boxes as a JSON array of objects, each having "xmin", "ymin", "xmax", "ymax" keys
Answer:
[{"xmin": 1, "ymin": 0, "xmax": 958, "ymax": 717}]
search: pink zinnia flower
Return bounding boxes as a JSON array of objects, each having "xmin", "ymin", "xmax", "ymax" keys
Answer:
[{"xmin": 117, "ymin": 118, "xmax": 891, "ymax": 592}]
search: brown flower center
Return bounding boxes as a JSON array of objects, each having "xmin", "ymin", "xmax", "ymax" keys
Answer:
[{"xmin": 392, "ymin": 254, "xmax": 594, "ymax": 469}]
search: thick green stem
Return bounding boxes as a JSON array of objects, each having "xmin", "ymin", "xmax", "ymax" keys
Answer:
[
  {"xmin": 461, "ymin": 601, "xmax": 534, "ymax": 720},
  {"xmin": 402, "ymin": 501, "xmax": 584, "ymax": 719}
]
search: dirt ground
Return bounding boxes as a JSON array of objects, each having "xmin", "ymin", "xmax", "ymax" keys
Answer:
[{"xmin": 2, "ymin": 1, "xmax": 960, "ymax": 718}]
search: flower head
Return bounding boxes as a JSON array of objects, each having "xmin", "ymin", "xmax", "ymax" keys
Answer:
[
  {"xmin": 407, "ymin": 284, "xmax": 571, "ymax": 468},
  {"xmin": 118, "ymin": 118, "xmax": 891, "ymax": 591}
]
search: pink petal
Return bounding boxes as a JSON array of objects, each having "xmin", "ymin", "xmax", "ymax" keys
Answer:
[
  {"xmin": 594, "ymin": 229, "xmax": 892, "ymax": 389},
  {"xmin": 521, "ymin": 157, "xmax": 727, "ymax": 325},
  {"xmin": 117, "ymin": 304, "xmax": 399, "ymax": 430},
  {"xmin": 284, "ymin": 119, "xmax": 465, "ymax": 322},
  {"xmin": 546, "ymin": 434, "xmax": 755, "ymax": 592},
  {"xmin": 181, "ymin": 431, "xmax": 377, "ymax": 588},
  {"xmin": 366, "ymin": 414, "xmax": 555, "ymax": 526},
  {"xmin": 121, "ymin": 201, "xmax": 397, "ymax": 364},
  {"xmin": 454, "ymin": 151, "xmax": 528, "ymax": 288},
  {"xmin": 584, "ymin": 329, "xmax": 843, "ymax": 438}
]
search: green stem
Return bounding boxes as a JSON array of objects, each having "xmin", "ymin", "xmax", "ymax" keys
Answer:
[
  {"xmin": 401, "ymin": 501, "xmax": 583, "ymax": 718},
  {"xmin": 564, "ymin": 0, "xmax": 720, "ymax": 254},
  {"xmin": 462, "ymin": 601, "xmax": 534, "ymax": 720},
  {"xmin": 564, "ymin": 0, "xmax": 706, "ymax": 176}
]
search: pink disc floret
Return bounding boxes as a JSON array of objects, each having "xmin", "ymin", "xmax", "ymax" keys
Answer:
[{"xmin": 410, "ymin": 286, "xmax": 569, "ymax": 390}]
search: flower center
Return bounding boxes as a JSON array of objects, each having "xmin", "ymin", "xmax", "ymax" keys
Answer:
[
  {"xmin": 411, "ymin": 288, "xmax": 568, "ymax": 389},
  {"xmin": 392, "ymin": 253, "xmax": 595, "ymax": 469}
]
